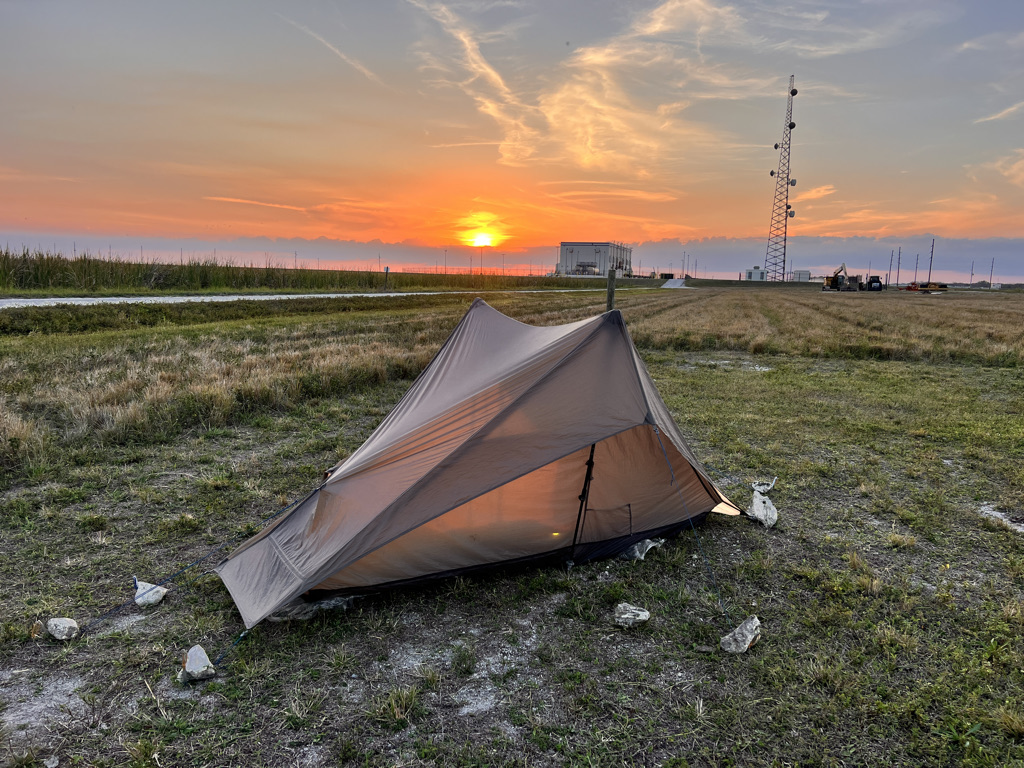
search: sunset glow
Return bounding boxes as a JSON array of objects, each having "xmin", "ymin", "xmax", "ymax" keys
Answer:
[{"xmin": 2, "ymin": 2, "xmax": 1022, "ymax": 279}]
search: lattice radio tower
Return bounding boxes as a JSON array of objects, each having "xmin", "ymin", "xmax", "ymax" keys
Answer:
[{"xmin": 764, "ymin": 75, "xmax": 798, "ymax": 281}]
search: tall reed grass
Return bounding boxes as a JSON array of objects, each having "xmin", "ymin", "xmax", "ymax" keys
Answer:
[{"xmin": 0, "ymin": 246, "xmax": 644, "ymax": 295}]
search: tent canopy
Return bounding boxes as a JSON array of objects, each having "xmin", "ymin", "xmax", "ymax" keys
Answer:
[{"xmin": 217, "ymin": 299, "xmax": 739, "ymax": 627}]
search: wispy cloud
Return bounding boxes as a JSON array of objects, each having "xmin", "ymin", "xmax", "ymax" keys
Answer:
[
  {"xmin": 277, "ymin": 14, "xmax": 385, "ymax": 86},
  {"xmin": 975, "ymin": 100, "xmax": 1024, "ymax": 123},
  {"xmin": 407, "ymin": 0, "xmax": 542, "ymax": 164},
  {"xmin": 761, "ymin": 2, "xmax": 955, "ymax": 59},
  {"xmin": 204, "ymin": 196, "xmax": 307, "ymax": 212},
  {"xmin": 989, "ymin": 149, "xmax": 1024, "ymax": 187},
  {"xmin": 547, "ymin": 188, "xmax": 678, "ymax": 203},
  {"xmin": 792, "ymin": 185, "xmax": 836, "ymax": 203},
  {"xmin": 0, "ymin": 166, "xmax": 78, "ymax": 183}
]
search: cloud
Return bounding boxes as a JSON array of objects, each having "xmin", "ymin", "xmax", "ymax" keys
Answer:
[
  {"xmin": 762, "ymin": 2, "xmax": 955, "ymax": 59},
  {"xmin": 792, "ymin": 185, "xmax": 836, "ymax": 203},
  {"xmin": 204, "ymin": 197, "xmax": 307, "ymax": 212},
  {"xmin": 990, "ymin": 150, "xmax": 1024, "ymax": 187},
  {"xmin": 407, "ymin": 0, "xmax": 543, "ymax": 164},
  {"xmin": 277, "ymin": 14, "xmax": 386, "ymax": 86},
  {"xmin": 975, "ymin": 100, "xmax": 1024, "ymax": 123},
  {"xmin": 0, "ymin": 166, "xmax": 79, "ymax": 183}
]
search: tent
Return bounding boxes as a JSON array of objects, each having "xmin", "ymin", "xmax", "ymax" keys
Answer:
[{"xmin": 216, "ymin": 299, "xmax": 740, "ymax": 627}]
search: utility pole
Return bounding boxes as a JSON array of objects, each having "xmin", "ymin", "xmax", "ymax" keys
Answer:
[
  {"xmin": 969, "ymin": 260, "xmax": 974, "ymax": 288},
  {"xmin": 895, "ymin": 248, "xmax": 901, "ymax": 287},
  {"xmin": 914, "ymin": 254, "xmax": 919, "ymax": 283},
  {"xmin": 926, "ymin": 239, "xmax": 935, "ymax": 284},
  {"xmin": 989, "ymin": 258, "xmax": 995, "ymax": 289},
  {"xmin": 764, "ymin": 75, "xmax": 799, "ymax": 282}
]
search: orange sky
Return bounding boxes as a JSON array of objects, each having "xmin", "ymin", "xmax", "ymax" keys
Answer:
[{"xmin": 2, "ymin": 2, "xmax": 1023, "ymax": 278}]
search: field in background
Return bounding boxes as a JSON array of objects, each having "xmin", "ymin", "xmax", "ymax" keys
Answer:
[
  {"xmin": 1, "ymin": 287, "xmax": 1022, "ymax": 766},
  {"xmin": 0, "ymin": 246, "xmax": 653, "ymax": 296}
]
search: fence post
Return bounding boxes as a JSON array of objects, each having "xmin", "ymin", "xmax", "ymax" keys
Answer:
[{"xmin": 606, "ymin": 268, "xmax": 616, "ymax": 312}]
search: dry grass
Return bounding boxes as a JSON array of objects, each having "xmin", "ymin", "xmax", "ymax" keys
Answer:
[{"xmin": 624, "ymin": 288, "xmax": 1024, "ymax": 366}]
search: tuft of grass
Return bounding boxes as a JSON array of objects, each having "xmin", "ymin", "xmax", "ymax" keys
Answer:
[
  {"xmin": 282, "ymin": 685, "xmax": 326, "ymax": 730},
  {"xmin": 1008, "ymin": 555, "xmax": 1024, "ymax": 580},
  {"xmin": 451, "ymin": 643, "xmax": 476, "ymax": 677},
  {"xmin": 330, "ymin": 645, "xmax": 355, "ymax": 673},
  {"xmin": 1003, "ymin": 600, "xmax": 1024, "ymax": 626},
  {"xmin": 77, "ymin": 513, "xmax": 108, "ymax": 532},
  {"xmin": 124, "ymin": 739, "xmax": 162, "ymax": 768},
  {"xmin": 886, "ymin": 531, "xmax": 917, "ymax": 549},
  {"xmin": 371, "ymin": 685, "xmax": 422, "ymax": 730},
  {"xmin": 845, "ymin": 550, "xmax": 871, "ymax": 573},
  {"xmin": 417, "ymin": 664, "xmax": 442, "ymax": 692},
  {"xmin": 992, "ymin": 706, "xmax": 1024, "ymax": 740},
  {"xmin": 874, "ymin": 622, "xmax": 920, "ymax": 653}
]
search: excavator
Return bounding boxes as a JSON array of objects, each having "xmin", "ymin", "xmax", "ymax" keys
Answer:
[{"xmin": 822, "ymin": 263, "xmax": 860, "ymax": 291}]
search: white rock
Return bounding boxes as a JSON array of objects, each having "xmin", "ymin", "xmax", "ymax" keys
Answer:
[
  {"xmin": 619, "ymin": 538, "xmax": 665, "ymax": 561},
  {"xmin": 613, "ymin": 602, "xmax": 650, "ymax": 628},
  {"xmin": 176, "ymin": 644, "xmax": 216, "ymax": 683},
  {"xmin": 44, "ymin": 758, "xmax": 59, "ymax": 768},
  {"xmin": 749, "ymin": 491, "xmax": 778, "ymax": 528},
  {"xmin": 46, "ymin": 618, "xmax": 79, "ymax": 641},
  {"xmin": 720, "ymin": 615, "xmax": 761, "ymax": 654},
  {"xmin": 134, "ymin": 577, "xmax": 168, "ymax": 607}
]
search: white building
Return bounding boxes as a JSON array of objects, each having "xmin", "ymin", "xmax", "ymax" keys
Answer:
[
  {"xmin": 745, "ymin": 265, "xmax": 767, "ymax": 281},
  {"xmin": 792, "ymin": 269, "xmax": 811, "ymax": 282},
  {"xmin": 558, "ymin": 242, "xmax": 633, "ymax": 277}
]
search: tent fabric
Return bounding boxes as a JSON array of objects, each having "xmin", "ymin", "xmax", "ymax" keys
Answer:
[{"xmin": 216, "ymin": 299, "xmax": 740, "ymax": 628}]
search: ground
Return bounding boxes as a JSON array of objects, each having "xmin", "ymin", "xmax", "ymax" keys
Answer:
[{"xmin": 1, "ymin": 287, "xmax": 1022, "ymax": 767}]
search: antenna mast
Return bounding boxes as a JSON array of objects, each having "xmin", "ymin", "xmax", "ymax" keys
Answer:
[{"xmin": 764, "ymin": 75, "xmax": 798, "ymax": 282}]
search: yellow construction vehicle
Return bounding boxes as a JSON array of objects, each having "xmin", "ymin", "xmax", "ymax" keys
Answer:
[{"xmin": 822, "ymin": 263, "xmax": 859, "ymax": 291}]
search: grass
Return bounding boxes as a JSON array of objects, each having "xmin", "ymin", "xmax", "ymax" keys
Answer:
[
  {"xmin": 0, "ymin": 245, "xmax": 651, "ymax": 298},
  {"xmin": 0, "ymin": 287, "xmax": 1022, "ymax": 766}
]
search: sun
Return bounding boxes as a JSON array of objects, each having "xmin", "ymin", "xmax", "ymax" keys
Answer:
[{"xmin": 471, "ymin": 233, "xmax": 493, "ymax": 247}]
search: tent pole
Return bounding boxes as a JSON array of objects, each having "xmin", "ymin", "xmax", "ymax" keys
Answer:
[{"xmin": 570, "ymin": 444, "xmax": 597, "ymax": 560}]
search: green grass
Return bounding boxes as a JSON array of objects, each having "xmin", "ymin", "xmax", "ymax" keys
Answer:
[{"xmin": 0, "ymin": 288, "xmax": 1022, "ymax": 766}]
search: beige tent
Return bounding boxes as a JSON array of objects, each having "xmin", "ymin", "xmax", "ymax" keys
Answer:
[{"xmin": 217, "ymin": 299, "xmax": 739, "ymax": 627}]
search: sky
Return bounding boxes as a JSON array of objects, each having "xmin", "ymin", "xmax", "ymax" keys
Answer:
[{"xmin": 2, "ymin": 0, "xmax": 1023, "ymax": 281}]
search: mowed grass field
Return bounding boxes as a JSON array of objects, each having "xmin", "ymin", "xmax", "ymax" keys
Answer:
[{"xmin": 1, "ymin": 286, "xmax": 1022, "ymax": 767}]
